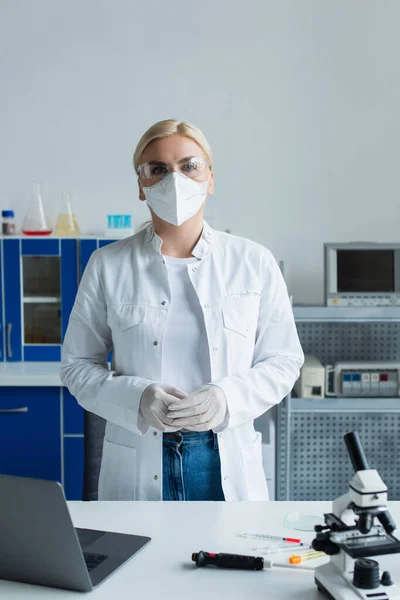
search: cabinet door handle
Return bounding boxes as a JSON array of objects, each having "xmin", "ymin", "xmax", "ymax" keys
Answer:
[
  {"xmin": 7, "ymin": 323, "xmax": 12, "ymax": 358},
  {"xmin": 0, "ymin": 407, "xmax": 29, "ymax": 413}
]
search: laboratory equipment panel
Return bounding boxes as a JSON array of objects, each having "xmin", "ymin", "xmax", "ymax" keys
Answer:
[
  {"xmin": 277, "ymin": 307, "xmax": 400, "ymax": 501},
  {"xmin": 325, "ymin": 242, "xmax": 400, "ymax": 307},
  {"xmin": 0, "ymin": 387, "xmax": 61, "ymax": 481},
  {"xmin": 2, "ymin": 238, "xmax": 78, "ymax": 362}
]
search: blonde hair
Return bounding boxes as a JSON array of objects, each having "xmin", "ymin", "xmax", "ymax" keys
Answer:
[{"xmin": 133, "ymin": 119, "xmax": 213, "ymax": 173}]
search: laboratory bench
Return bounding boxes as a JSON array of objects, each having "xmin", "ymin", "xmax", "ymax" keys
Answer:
[{"xmin": 1, "ymin": 500, "xmax": 399, "ymax": 599}]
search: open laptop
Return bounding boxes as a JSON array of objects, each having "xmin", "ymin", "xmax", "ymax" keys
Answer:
[{"xmin": 0, "ymin": 475, "xmax": 151, "ymax": 592}]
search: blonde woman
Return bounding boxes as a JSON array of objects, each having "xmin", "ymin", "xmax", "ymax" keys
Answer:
[{"xmin": 61, "ymin": 119, "xmax": 304, "ymax": 502}]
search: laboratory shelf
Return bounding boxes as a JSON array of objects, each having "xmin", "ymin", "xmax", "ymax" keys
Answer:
[
  {"xmin": 290, "ymin": 397, "xmax": 400, "ymax": 413},
  {"xmin": 278, "ymin": 303, "xmax": 400, "ymax": 501},
  {"xmin": 293, "ymin": 306, "xmax": 400, "ymax": 322}
]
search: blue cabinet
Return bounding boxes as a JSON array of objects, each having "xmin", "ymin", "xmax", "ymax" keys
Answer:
[
  {"xmin": 80, "ymin": 238, "xmax": 116, "ymax": 276},
  {"xmin": 64, "ymin": 437, "xmax": 84, "ymax": 501},
  {"xmin": 3, "ymin": 239, "xmax": 22, "ymax": 361},
  {"xmin": 80, "ymin": 239, "xmax": 116, "ymax": 363},
  {"xmin": 80, "ymin": 239, "xmax": 97, "ymax": 276},
  {"xmin": 1, "ymin": 236, "xmax": 116, "ymax": 363},
  {"xmin": 0, "ymin": 236, "xmax": 117, "ymax": 500},
  {"xmin": 0, "ymin": 387, "xmax": 61, "ymax": 481},
  {"xmin": 2, "ymin": 238, "xmax": 78, "ymax": 362},
  {"xmin": 63, "ymin": 384, "xmax": 85, "ymax": 500},
  {"xmin": 0, "ymin": 386, "xmax": 86, "ymax": 500},
  {"xmin": 0, "ymin": 241, "xmax": 4, "ymax": 361},
  {"xmin": 63, "ymin": 387, "xmax": 84, "ymax": 434}
]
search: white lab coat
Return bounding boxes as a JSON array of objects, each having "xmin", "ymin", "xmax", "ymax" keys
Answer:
[{"xmin": 60, "ymin": 222, "xmax": 304, "ymax": 501}]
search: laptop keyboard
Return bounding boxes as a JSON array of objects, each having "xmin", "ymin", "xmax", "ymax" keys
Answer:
[
  {"xmin": 84, "ymin": 552, "xmax": 109, "ymax": 572},
  {"xmin": 76, "ymin": 528, "xmax": 105, "ymax": 547}
]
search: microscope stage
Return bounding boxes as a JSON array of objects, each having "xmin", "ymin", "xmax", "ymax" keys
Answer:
[{"xmin": 335, "ymin": 532, "xmax": 400, "ymax": 559}]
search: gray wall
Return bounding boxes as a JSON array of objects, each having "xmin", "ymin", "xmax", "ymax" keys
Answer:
[{"xmin": 1, "ymin": 0, "xmax": 399, "ymax": 303}]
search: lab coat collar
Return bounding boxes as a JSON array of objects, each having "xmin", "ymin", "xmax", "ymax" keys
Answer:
[{"xmin": 144, "ymin": 220, "xmax": 214, "ymax": 259}]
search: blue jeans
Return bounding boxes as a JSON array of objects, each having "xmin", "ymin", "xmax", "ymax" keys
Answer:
[{"xmin": 162, "ymin": 430, "xmax": 225, "ymax": 501}]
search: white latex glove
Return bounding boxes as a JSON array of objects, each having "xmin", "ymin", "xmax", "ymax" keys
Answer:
[
  {"xmin": 140, "ymin": 383, "xmax": 188, "ymax": 432},
  {"xmin": 167, "ymin": 385, "xmax": 228, "ymax": 431}
]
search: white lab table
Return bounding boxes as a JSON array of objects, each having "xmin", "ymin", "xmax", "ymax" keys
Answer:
[
  {"xmin": 1, "ymin": 500, "xmax": 400, "ymax": 599},
  {"xmin": 0, "ymin": 362, "xmax": 62, "ymax": 386}
]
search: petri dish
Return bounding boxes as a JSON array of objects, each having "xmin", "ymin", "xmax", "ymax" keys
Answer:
[{"xmin": 284, "ymin": 511, "xmax": 325, "ymax": 532}]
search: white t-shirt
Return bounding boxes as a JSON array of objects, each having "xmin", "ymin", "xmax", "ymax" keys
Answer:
[{"xmin": 161, "ymin": 256, "xmax": 211, "ymax": 393}]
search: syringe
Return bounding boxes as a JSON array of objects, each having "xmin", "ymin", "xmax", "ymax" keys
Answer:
[{"xmin": 240, "ymin": 532, "xmax": 303, "ymax": 544}]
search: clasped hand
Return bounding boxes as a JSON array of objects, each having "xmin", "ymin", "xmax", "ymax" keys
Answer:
[
  {"xmin": 168, "ymin": 384, "xmax": 227, "ymax": 431},
  {"xmin": 140, "ymin": 383, "xmax": 227, "ymax": 432}
]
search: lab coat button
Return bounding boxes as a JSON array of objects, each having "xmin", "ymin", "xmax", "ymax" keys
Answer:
[
  {"xmin": 154, "ymin": 475, "xmax": 158, "ymax": 481},
  {"xmin": 204, "ymin": 304, "xmax": 210, "ymax": 308},
  {"xmin": 161, "ymin": 301, "xmax": 167, "ymax": 306},
  {"xmin": 153, "ymin": 341, "xmax": 158, "ymax": 346},
  {"xmin": 153, "ymin": 431, "xmax": 158, "ymax": 436},
  {"xmin": 192, "ymin": 267, "xmax": 197, "ymax": 272},
  {"xmin": 224, "ymin": 476, "xmax": 228, "ymax": 480},
  {"xmin": 213, "ymin": 347, "xmax": 218, "ymax": 352}
]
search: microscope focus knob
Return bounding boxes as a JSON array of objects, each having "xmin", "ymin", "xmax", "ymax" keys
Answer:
[
  {"xmin": 353, "ymin": 559, "xmax": 380, "ymax": 589},
  {"xmin": 381, "ymin": 571, "xmax": 394, "ymax": 586}
]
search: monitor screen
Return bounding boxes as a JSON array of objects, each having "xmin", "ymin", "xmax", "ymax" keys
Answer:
[{"xmin": 337, "ymin": 250, "xmax": 394, "ymax": 293}]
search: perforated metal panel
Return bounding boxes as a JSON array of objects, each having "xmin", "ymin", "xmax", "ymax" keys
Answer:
[
  {"xmin": 289, "ymin": 411, "xmax": 400, "ymax": 500},
  {"xmin": 297, "ymin": 322, "xmax": 400, "ymax": 364},
  {"xmin": 276, "ymin": 320, "xmax": 400, "ymax": 500}
]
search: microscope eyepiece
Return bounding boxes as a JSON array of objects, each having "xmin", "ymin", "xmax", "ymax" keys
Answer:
[{"xmin": 344, "ymin": 432, "xmax": 370, "ymax": 472}]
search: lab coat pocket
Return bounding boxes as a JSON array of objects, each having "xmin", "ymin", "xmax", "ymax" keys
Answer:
[
  {"xmin": 241, "ymin": 432, "xmax": 269, "ymax": 501},
  {"xmin": 98, "ymin": 438, "xmax": 137, "ymax": 501},
  {"xmin": 108, "ymin": 304, "xmax": 147, "ymax": 331},
  {"xmin": 222, "ymin": 294, "xmax": 259, "ymax": 338}
]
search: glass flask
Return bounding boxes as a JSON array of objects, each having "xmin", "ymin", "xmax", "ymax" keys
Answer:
[
  {"xmin": 22, "ymin": 182, "xmax": 53, "ymax": 236},
  {"xmin": 54, "ymin": 192, "xmax": 80, "ymax": 236}
]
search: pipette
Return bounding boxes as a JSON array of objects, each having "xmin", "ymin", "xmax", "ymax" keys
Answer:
[
  {"xmin": 289, "ymin": 551, "xmax": 326, "ymax": 564},
  {"xmin": 263, "ymin": 558, "xmax": 314, "ymax": 571},
  {"xmin": 192, "ymin": 551, "xmax": 315, "ymax": 572},
  {"xmin": 253, "ymin": 544, "xmax": 313, "ymax": 555}
]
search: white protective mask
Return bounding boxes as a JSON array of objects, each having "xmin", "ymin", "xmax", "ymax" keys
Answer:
[{"xmin": 142, "ymin": 172, "xmax": 209, "ymax": 227}]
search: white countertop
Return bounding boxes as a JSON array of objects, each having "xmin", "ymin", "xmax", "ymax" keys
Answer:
[
  {"xmin": 0, "ymin": 362, "xmax": 62, "ymax": 386},
  {"xmin": 1, "ymin": 500, "xmax": 400, "ymax": 599}
]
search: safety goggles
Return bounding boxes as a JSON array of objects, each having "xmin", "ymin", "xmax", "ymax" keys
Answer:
[{"xmin": 137, "ymin": 156, "xmax": 211, "ymax": 182}]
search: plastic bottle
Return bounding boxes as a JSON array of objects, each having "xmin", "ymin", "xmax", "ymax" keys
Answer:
[{"xmin": 2, "ymin": 210, "xmax": 16, "ymax": 235}]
